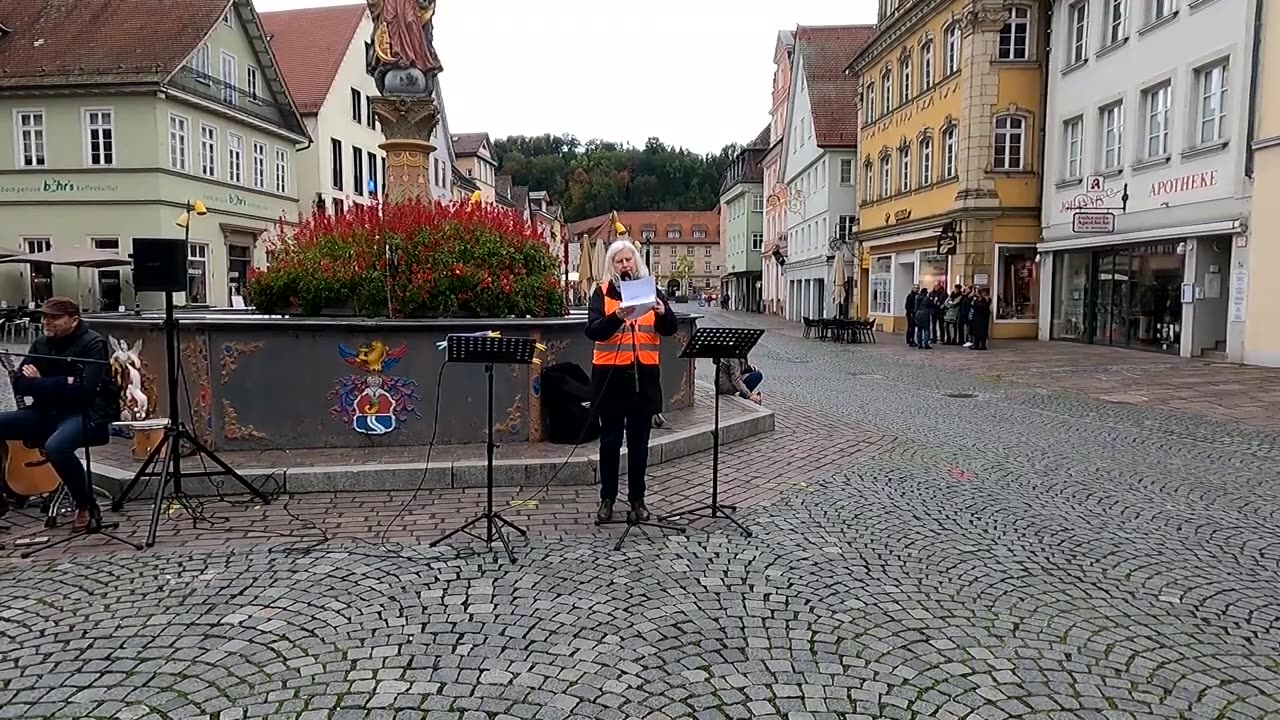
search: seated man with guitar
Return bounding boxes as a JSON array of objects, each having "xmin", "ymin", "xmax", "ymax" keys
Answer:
[{"xmin": 0, "ymin": 297, "xmax": 117, "ymax": 530}]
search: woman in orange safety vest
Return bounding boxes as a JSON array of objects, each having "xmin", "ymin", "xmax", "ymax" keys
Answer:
[{"xmin": 584, "ymin": 239, "xmax": 678, "ymax": 524}]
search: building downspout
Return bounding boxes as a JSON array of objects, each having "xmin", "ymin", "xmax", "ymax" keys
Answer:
[
  {"xmin": 1038, "ymin": 0, "xmax": 1054, "ymax": 210},
  {"xmin": 1246, "ymin": 0, "xmax": 1265, "ymax": 178}
]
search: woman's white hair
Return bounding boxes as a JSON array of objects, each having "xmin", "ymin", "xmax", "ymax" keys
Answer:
[{"xmin": 603, "ymin": 238, "xmax": 650, "ymax": 285}]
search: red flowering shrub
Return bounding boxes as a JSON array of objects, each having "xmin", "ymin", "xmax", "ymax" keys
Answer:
[{"xmin": 246, "ymin": 200, "xmax": 566, "ymax": 318}]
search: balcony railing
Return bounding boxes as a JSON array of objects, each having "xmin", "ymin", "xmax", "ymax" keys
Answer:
[{"xmin": 167, "ymin": 66, "xmax": 307, "ymax": 138}]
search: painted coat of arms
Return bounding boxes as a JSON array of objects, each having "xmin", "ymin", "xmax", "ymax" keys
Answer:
[{"xmin": 329, "ymin": 341, "xmax": 422, "ymax": 435}]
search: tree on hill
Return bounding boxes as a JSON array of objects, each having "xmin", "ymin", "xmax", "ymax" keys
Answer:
[{"xmin": 492, "ymin": 134, "xmax": 740, "ymax": 223}]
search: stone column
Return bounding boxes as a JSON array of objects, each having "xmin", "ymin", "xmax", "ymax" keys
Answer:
[
  {"xmin": 371, "ymin": 96, "xmax": 441, "ymax": 204},
  {"xmin": 953, "ymin": 2, "xmax": 1008, "ymax": 208},
  {"xmin": 953, "ymin": 217, "xmax": 996, "ymax": 287}
]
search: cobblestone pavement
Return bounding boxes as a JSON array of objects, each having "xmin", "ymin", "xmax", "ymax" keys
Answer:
[
  {"xmin": 749, "ymin": 316, "xmax": 1280, "ymax": 430},
  {"xmin": 3, "ymin": 320, "xmax": 1280, "ymax": 719}
]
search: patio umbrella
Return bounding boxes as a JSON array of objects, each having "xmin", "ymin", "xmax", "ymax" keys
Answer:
[
  {"xmin": 577, "ymin": 237, "xmax": 595, "ymax": 297},
  {"xmin": 593, "ymin": 236, "xmax": 606, "ymax": 284},
  {"xmin": 0, "ymin": 248, "xmax": 132, "ymax": 309},
  {"xmin": 831, "ymin": 257, "xmax": 847, "ymax": 309}
]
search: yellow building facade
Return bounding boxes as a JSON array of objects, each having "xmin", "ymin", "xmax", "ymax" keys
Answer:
[
  {"xmin": 1244, "ymin": 0, "xmax": 1280, "ymax": 366},
  {"xmin": 849, "ymin": 0, "xmax": 1045, "ymax": 338}
]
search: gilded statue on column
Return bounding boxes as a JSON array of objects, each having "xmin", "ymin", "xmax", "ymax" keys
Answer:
[{"xmin": 366, "ymin": 0, "xmax": 444, "ymax": 97}]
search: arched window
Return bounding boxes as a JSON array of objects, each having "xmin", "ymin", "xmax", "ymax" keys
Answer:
[
  {"xmin": 993, "ymin": 114, "xmax": 1027, "ymax": 170},
  {"xmin": 881, "ymin": 67, "xmax": 894, "ymax": 111},
  {"xmin": 900, "ymin": 54, "xmax": 913, "ymax": 102},
  {"xmin": 919, "ymin": 135, "xmax": 934, "ymax": 185},
  {"xmin": 998, "ymin": 7, "xmax": 1032, "ymax": 61},
  {"xmin": 920, "ymin": 39, "xmax": 935, "ymax": 89},
  {"xmin": 944, "ymin": 23, "xmax": 962, "ymax": 74},
  {"xmin": 863, "ymin": 160, "xmax": 875, "ymax": 202},
  {"xmin": 941, "ymin": 122, "xmax": 959, "ymax": 179},
  {"xmin": 864, "ymin": 83, "xmax": 876, "ymax": 124}
]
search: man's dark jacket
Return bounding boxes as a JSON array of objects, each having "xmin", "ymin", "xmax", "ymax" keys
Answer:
[
  {"xmin": 584, "ymin": 282, "xmax": 678, "ymax": 416},
  {"xmin": 13, "ymin": 322, "xmax": 118, "ymax": 426}
]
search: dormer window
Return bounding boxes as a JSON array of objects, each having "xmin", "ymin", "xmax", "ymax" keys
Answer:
[{"xmin": 666, "ymin": 225, "xmax": 682, "ymax": 239}]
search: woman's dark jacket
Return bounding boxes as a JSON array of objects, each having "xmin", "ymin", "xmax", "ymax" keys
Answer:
[{"xmin": 584, "ymin": 282, "xmax": 678, "ymax": 416}]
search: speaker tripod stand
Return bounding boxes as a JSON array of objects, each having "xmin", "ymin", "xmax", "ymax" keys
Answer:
[{"xmin": 111, "ymin": 287, "xmax": 270, "ymax": 547}]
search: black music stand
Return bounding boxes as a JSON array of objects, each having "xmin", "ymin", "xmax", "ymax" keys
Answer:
[
  {"xmin": 429, "ymin": 334, "xmax": 535, "ymax": 563},
  {"xmin": 661, "ymin": 327, "xmax": 764, "ymax": 537}
]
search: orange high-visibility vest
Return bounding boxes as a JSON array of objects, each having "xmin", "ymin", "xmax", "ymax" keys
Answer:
[{"xmin": 593, "ymin": 281, "xmax": 662, "ymax": 366}]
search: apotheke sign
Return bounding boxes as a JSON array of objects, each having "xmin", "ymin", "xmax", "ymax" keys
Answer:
[{"xmin": 0, "ymin": 177, "xmax": 120, "ymax": 195}]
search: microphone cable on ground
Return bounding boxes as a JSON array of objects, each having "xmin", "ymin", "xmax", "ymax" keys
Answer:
[{"xmin": 160, "ymin": 285, "xmax": 660, "ymax": 560}]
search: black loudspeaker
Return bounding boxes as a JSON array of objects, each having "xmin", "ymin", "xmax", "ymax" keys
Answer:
[
  {"xmin": 131, "ymin": 237, "xmax": 188, "ymax": 292},
  {"xmin": 541, "ymin": 362, "xmax": 599, "ymax": 445}
]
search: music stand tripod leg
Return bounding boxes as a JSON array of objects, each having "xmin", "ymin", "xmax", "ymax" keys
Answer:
[
  {"xmin": 428, "ymin": 514, "xmax": 486, "ymax": 545},
  {"xmin": 19, "ymin": 520, "xmax": 144, "ymax": 558},
  {"xmin": 112, "ymin": 427, "xmax": 168, "ymax": 512},
  {"xmin": 494, "ymin": 513, "xmax": 528, "ymax": 538},
  {"xmin": 144, "ymin": 435, "xmax": 177, "ymax": 548}
]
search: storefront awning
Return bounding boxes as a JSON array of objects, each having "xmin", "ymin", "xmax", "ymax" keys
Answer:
[
  {"xmin": 861, "ymin": 224, "xmax": 947, "ymax": 249},
  {"xmin": 1038, "ymin": 219, "xmax": 1241, "ymax": 252}
]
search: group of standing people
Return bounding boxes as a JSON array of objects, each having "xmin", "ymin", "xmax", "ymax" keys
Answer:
[{"xmin": 905, "ymin": 283, "xmax": 992, "ymax": 350}]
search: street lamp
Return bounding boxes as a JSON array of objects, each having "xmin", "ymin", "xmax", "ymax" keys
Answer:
[
  {"xmin": 642, "ymin": 232, "xmax": 653, "ymax": 268},
  {"xmin": 174, "ymin": 199, "xmax": 208, "ymax": 306}
]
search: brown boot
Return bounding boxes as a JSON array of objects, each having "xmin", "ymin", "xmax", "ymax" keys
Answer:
[{"xmin": 73, "ymin": 504, "xmax": 102, "ymax": 532}]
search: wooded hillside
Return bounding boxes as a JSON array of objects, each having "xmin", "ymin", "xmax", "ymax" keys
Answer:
[{"xmin": 492, "ymin": 134, "xmax": 740, "ymax": 223}]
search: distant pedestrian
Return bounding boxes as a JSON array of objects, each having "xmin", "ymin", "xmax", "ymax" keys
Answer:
[
  {"xmin": 904, "ymin": 285, "xmax": 920, "ymax": 347},
  {"xmin": 913, "ymin": 291, "xmax": 935, "ymax": 349}
]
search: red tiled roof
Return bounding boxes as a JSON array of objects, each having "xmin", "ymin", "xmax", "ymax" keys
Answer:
[
  {"xmin": 261, "ymin": 4, "xmax": 365, "ymax": 114},
  {"xmin": 451, "ymin": 132, "xmax": 489, "ymax": 156},
  {"xmin": 588, "ymin": 211, "xmax": 722, "ymax": 245},
  {"xmin": 794, "ymin": 25, "xmax": 876, "ymax": 147},
  {"xmin": 0, "ymin": 0, "xmax": 231, "ymax": 88}
]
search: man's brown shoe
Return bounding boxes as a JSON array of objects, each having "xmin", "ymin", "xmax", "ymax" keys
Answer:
[{"xmin": 73, "ymin": 505, "xmax": 102, "ymax": 532}]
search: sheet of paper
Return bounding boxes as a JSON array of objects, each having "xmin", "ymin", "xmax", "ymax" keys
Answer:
[{"xmin": 618, "ymin": 277, "xmax": 657, "ymax": 315}]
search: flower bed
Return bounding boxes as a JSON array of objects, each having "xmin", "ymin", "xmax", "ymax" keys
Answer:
[{"xmin": 246, "ymin": 201, "xmax": 566, "ymax": 318}]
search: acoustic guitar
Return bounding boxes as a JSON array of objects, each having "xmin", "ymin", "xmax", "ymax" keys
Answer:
[{"xmin": 0, "ymin": 354, "xmax": 62, "ymax": 497}]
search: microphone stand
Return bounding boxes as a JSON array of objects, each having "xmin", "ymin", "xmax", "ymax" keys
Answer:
[{"xmin": 0, "ymin": 350, "xmax": 143, "ymax": 557}]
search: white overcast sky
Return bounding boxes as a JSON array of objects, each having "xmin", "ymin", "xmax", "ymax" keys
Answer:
[{"xmin": 255, "ymin": 0, "xmax": 877, "ymax": 154}]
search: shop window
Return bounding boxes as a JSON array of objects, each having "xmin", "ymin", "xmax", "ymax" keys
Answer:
[
  {"xmin": 996, "ymin": 246, "xmax": 1038, "ymax": 320},
  {"xmin": 1051, "ymin": 250, "xmax": 1091, "ymax": 340},
  {"xmin": 23, "ymin": 237, "xmax": 53, "ymax": 304},
  {"xmin": 917, "ymin": 252, "xmax": 950, "ymax": 291},
  {"xmin": 91, "ymin": 237, "xmax": 122, "ymax": 311},
  {"xmin": 187, "ymin": 243, "xmax": 209, "ymax": 305},
  {"xmin": 227, "ymin": 244, "xmax": 252, "ymax": 299},
  {"xmin": 871, "ymin": 255, "xmax": 894, "ymax": 314}
]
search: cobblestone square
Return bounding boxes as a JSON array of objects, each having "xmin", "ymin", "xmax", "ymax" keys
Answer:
[{"xmin": 2, "ymin": 312, "xmax": 1279, "ymax": 719}]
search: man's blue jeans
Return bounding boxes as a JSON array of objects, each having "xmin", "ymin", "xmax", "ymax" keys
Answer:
[
  {"xmin": 915, "ymin": 325, "xmax": 932, "ymax": 348},
  {"xmin": 739, "ymin": 371, "xmax": 763, "ymax": 398},
  {"xmin": 0, "ymin": 409, "xmax": 105, "ymax": 508}
]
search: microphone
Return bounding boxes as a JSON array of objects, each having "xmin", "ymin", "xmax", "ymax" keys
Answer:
[{"xmin": 620, "ymin": 271, "xmax": 632, "ymax": 281}]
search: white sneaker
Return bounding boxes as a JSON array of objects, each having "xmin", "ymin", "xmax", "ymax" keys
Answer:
[{"xmin": 963, "ymin": 342, "xmax": 973, "ymax": 348}]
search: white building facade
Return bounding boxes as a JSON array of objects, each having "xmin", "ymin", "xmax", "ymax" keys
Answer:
[
  {"xmin": 779, "ymin": 27, "xmax": 866, "ymax": 321},
  {"xmin": 263, "ymin": 5, "xmax": 454, "ymax": 216},
  {"xmin": 1039, "ymin": 0, "xmax": 1256, "ymax": 359}
]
